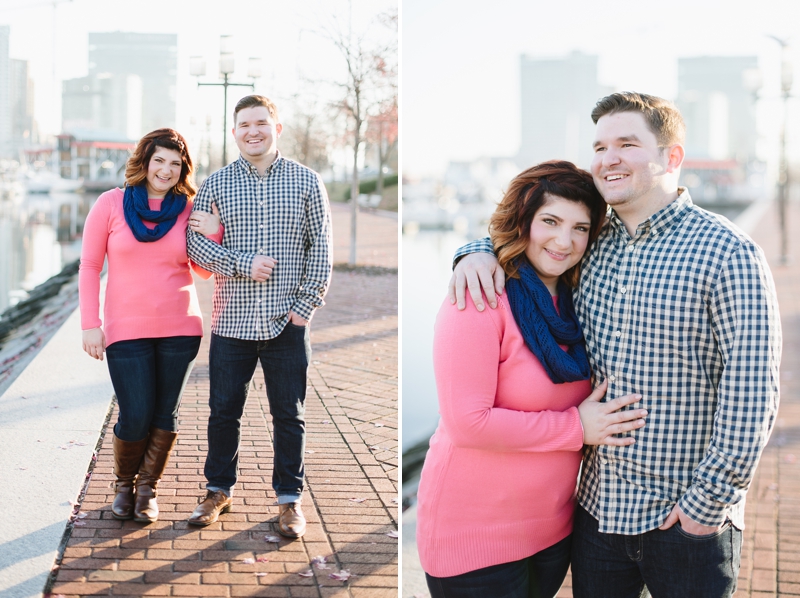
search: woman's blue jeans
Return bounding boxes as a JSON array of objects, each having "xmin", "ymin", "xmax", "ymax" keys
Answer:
[
  {"xmin": 425, "ymin": 535, "xmax": 572, "ymax": 598},
  {"xmin": 204, "ymin": 325, "xmax": 310, "ymax": 502},
  {"xmin": 105, "ymin": 335, "xmax": 201, "ymax": 441}
]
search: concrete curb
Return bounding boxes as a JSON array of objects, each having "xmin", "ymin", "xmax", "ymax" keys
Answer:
[{"xmin": 0, "ymin": 279, "xmax": 113, "ymax": 598}]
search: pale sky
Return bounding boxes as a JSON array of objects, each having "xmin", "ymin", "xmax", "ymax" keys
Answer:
[
  {"xmin": 403, "ymin": 0, "xmax": 800, "ymax": 177},
  {"xmin": 0, "ymin": 0, "xmax": 395, "ymax": 143}
]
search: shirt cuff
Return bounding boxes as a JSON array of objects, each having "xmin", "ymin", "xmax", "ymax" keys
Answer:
[
  {"xmin": 678, "ymin": 485, "xmax": 730, "ymax": 528},
  {"xmin": 236, "ymin": 253, "xmax": 256, "ymax": 279},
  {"xmin": 291, "ymin": 298, "xmax": 317, "ymax": 322},
  {"xmin": 453, "ymin": 237, "xmax": 494, "ymax": 269}
]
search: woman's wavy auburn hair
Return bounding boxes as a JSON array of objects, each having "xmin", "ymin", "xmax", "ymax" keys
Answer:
[
  {"xmin": 125, "ymin": 128, "xmax": 197, "ymax": 199},
  {"xmin": 489, "ymin": 160, "xmax": 607, "ymax": 288}
]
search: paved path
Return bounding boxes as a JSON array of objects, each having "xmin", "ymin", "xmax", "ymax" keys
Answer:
[
  {"xmin": 42, "ymin": 207, "xmax": 399, "ymax": 597},
  {"xmin": 402, "ymin": 199, "xmax": 800, "ymax": 598}
]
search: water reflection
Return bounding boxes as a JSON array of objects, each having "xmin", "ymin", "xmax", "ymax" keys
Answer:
[{"xmin": 0, "ymin": 188, "xmax": 100, "ymax": 312}]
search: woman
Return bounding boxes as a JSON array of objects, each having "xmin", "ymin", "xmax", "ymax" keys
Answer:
[
  {"xmin": 80, "ymin": 128, "xmax": 219, "ymax": 524},
  {"xmin": 416, "ymin": 161, "xmax": 649, "ymax": 598}
]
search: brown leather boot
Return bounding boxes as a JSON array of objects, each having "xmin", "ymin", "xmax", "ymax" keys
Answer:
[
  {"xmin": 111, "ymin": 433, "xmax": 149, "ymax": 520},
  {"xmin": 133, "ymin": 427, "xmax": 178, "ymax": 523}
]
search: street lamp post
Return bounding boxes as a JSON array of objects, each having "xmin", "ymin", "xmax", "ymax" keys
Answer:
[
  {"xmin": 767, "ymin": 35, "xmax": 794, "ymax": 265},
  {"xmin": 190, "ymin": 35, "xmax": 262, "ymax": 166}
]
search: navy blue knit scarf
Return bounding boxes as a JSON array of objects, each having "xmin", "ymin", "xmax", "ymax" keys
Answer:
[
  {"xmin": 123, "ymin": 184, "xmax": 187, "ymax": 243},
  {"xmin": 505, "ymin": 261, "xmax": 590, "ymax": 384}
]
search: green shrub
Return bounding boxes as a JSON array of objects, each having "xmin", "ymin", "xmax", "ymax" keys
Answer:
[{"xmin": 343, "ymin": 174, "xmax": 398, "ymax": 199}]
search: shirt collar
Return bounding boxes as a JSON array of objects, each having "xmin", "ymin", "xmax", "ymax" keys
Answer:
[
  {"xmin": 235, "ymin": 151, "xmax": 283, "ymax": 177},
  {"xmin": 607, "ymin": 187, "xmax": 693, "ymax": 240}
]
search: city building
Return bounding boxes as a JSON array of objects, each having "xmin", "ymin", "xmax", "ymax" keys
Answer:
[
  {"xmin": 10, "ymin": 59, "xmax": 34, "ymax": 152},
  {"xmin": 518, "ymin": 51, "xmax": 611, "ymax": 170},
  {"xmin": 677, "ymin": 56, "xmax": 759, "ymax": 163},
  {"xmin": 676, "ymin": 56, "xmax": 765, "ymax": 202},
  {"xmin": 62, "ymin": 32, "xmax": 177, "ymax": 140},
  {"xmin": 0, "ymin": 26, "xmax": 11, "ymax": 158}
]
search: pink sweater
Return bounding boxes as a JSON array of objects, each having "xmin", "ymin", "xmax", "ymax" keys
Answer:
[
  {"xmin": 416, "ymin": 293, "xmax": 591, "ymax": 577},
  {"xmin": 79, "ymin": 187, "xmax": 213, "ymax": 346}
]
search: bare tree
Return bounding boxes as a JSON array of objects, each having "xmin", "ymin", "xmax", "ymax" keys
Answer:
[
  {"xmin": 366, "ymin": 99, "xmax": 398, "ymax": 196},
  {"xmin": 322, "ymin": 4, "xmax": 397, "ymax": 265},
  {"xmin": 281, "ymin": 93, "xmax": 332, "ymax": 175}
]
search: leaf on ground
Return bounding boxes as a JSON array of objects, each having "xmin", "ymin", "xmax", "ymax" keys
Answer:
[
  {"xmin": 264, "ymin": 535, "xmax": 281, "ymax": 543},
  {"xmin": 386, "ymin": 530, "xmax": 398, "ymax": 538},
  {"xmin": 329, "ymin": 570, "xmax": 353, "ymax": 581},
  {"xmin": 305, "ymin": 450, "xmax": 315, "ymax": 454},
  {"xmin": 254, "ymin": 572, "xmax": 268, "ymax": 577},
  {"xmin": 76, "ymin": 512, "xmax": 88, "ymax": 519},
  {"xmin": 298, "ymin": 570, "xmax": 315, "ymax": 577},
  {"xmin": 72, "ymin": 520, "xmax": 86, "ymax": 526},
  {"xmin": 374, "ymin": 423, "xmax": 384, "ymax": 427},
  {"xmin": 391, "ymin": 498, "xmax": 399, "ymax": 504},
  {"xmin": 349, "ymin": 497, "xmax": 367, "ymax": 503},
  {"xmin": 242, "ymin": 558, "xmax": 255, "ymax": 564},
  {"xmin": 256, "ymin": 557, "xmax": 269, "ymax": 562},
  {"xmin": 321, "ymin": 420, "xmax": 331, "ymax": 424}
]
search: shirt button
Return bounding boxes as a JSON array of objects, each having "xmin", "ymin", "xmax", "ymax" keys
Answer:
[
  {"xmin": 626, "ymin": 245, "xmax": 634, "ymax": 252},
  {"xmin": 600, "ymin": 457, "xmax": 608, "ymax": 464},
  {"xmin": 620, "ymin": 286, "xmax": 627, "ymax": 294},
  {"xmin": 615, "ymin": 330, "xmax": 621, "ymax": 338},
  {"xmin": 259, "ymin": 201, "xmax": 264, "ymax": 206},
  {"xmin": 259, "ymin": 224, "xmax": 264, "ymax": 229},
  {"xmin": 609, "ymin": 375, "xmax": 616, "ymax": 382}
]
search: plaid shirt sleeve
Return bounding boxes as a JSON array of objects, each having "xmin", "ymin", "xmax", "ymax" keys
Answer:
[
  {"xmin": 186, "ymin": 177, "xmax": 256, "ymax": 279},
  {"xmin": 452, "ymin": 236, "xmax": 494, "ymax": 268},
  {"xmin": 291, "ymin": 173, "xmax": 332, "ymax": 321},
  {"xmin": 678, "ymin": 240, "xmax": 782, "ymax": 527}
]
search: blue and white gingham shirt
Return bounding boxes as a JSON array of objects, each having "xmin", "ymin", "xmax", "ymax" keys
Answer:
[
  {"xmin": 454, "ymin": 189, "xmax": 781, "ymax": 534},
  {"xmin": 187, "ymin": 153, "xmax": 332, "ymax": 341}
]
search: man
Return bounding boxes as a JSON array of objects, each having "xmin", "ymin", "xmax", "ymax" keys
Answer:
[
  {"xmin": 450, "ymin": 92, "xmax": 781, "ymax": 597},
  {"xmin": 185, "ymin": 95, "xmax": 332, "ymax": 538}
]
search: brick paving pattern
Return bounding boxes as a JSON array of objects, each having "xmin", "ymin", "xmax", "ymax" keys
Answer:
[{"xmin": 50, "ymin": 208, "xmax": 398, "ymax": 597}]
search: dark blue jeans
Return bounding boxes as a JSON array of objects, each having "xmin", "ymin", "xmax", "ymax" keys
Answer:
[
  {"xmin": 425, "ymin": 535, "xmax": 572, "ymax": 598},
  {"xmin": 205, "ymin": 325, "xmax": 310, "ymax": 502},
  {"xmin": 106, "ymin": 335, "xmax": 201, "ymax": 441},
  {"xmin": 571, "ymin": 505, "xmax": 742, "ymax": 598}
]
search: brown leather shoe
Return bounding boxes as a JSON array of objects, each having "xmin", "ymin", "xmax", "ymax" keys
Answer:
[
  {"xmin": 111, "ymin": 433, "xmax": 149, "ymax": 520},
  {"xmin": 277, "ymin": 502, "xmax": 306, "ymax": 538},
  {"xmin": 133, "ymin": 427, "xmax": 178, "ymax": 523},
  {"xmin": 187, "ymin": 490, "xmax": 232, "ymax": 526}
]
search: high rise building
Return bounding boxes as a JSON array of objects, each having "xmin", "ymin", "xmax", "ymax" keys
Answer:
[
  {"xmin": 676, "ymin": 56, "xmax": 758, "ymax": 163},
  {"xmin": 0, "ymin": 26, "xmax": 11, "ymax": 158},
  {"xmin": 518, "ymin": 51, "xmax": 610, "ymax": 170},
  {"xmin": 10, "ymin": 59, "xmax": 33, "ymax": 152},
  {"xmin": 62, "ymin": 32, "xmax": 177, "ymax": 139}
]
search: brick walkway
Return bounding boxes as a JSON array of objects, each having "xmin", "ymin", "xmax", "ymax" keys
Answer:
[
  {"xmin": 731, "ymin": 200, "xmax": 800, "ymax": 598},
  {"xmin": 49, "ymin": 208, "xmax": 398, "ymax": 597}
]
